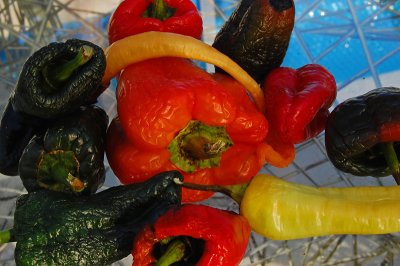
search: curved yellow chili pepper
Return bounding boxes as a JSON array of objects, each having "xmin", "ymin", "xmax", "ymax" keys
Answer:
[
  {"xmin": 241, "ymin": 174, "xmax": 400, "ymax": 240},
  {"xmin": 101, "ymin": 31, "xmax": 266, "ymax": 113}
]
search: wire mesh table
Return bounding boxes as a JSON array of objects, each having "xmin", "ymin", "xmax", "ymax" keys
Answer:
[{"xmin": 1, "ymin": 0, "xmax": 400, "ymax": 265}]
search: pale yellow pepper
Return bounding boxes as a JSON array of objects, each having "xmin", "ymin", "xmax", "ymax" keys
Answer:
[{"xmin": 241, "ymin": 174, "xmax": 400, "ymax": 240}]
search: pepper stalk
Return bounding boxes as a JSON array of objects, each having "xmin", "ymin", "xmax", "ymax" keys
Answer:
[
  {"xmin": 143, "ymin": 0, "xmax": 176, "ymax": 21},
  {"xmin": 381, "ymin": 142, "xmax": 400, "ymax": 185},
  {"xmin": 42, "ymin": 45, "xmax": 94, "ymax": 91}
]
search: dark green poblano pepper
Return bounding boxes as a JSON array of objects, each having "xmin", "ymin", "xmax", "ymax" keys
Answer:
[
  {"xmin": 0, "ymin": 171, "xmax": 183, "ymax": 266},
  {"xmin": 0, "ymin": 39, "xmax": 106, "ymax": 176},
  {"xmin": 11, "ymin": 38, "xmax": 106, "ymax": 119},
  {"xmin": 18, "ymin": 105, "xmax": 108, "ymax": 195}
]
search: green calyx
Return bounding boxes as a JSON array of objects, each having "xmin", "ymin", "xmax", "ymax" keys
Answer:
[
  {"xmin": 42, "ymin": 45, "xmax": 94, "ymax": 91},
  {"xmin": 168, "ymin": 120, "xmax": 233, "ymax": 173},
  {"xmin": 37, "ymin": 150, "xmax": 85, "ymax": 193},
  {"xmin": 143, "ymin": 0, "xmax": 176, "ymax": 21}
]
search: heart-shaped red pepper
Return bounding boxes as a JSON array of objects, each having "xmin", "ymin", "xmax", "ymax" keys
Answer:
[{"xmin": 263, "ymin": 64, "xmax": 337, "ymax": 144}]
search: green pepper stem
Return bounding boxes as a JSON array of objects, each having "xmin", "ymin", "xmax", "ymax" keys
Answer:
[
  {"xmin": 0, "ymin": 229, "xmax": 15, "ymax": 244},
  {"xmin": 38, "ymin": 150, "xmax": 85, "ymax": 193},
  {"xmin": 173, "ymin": 178, "xmax": 248, "ymax": 204},
  {"xmin": 169, "ymin": 121, "xmax": 233, "ymax": 173},
  {"xmin": 381, "ymin": 142, "xmax": 400, "ymax": 185},
  {"xmin": 145, "ymin": 0, "xmax": 176, "ymax": 21},
  {"xmin": 43, "ymin": 45, "xmax": 94, "ymax": 89},
  {"xmin": 155, "ymin": 239, "xmax": 186, "ymax": 266}
]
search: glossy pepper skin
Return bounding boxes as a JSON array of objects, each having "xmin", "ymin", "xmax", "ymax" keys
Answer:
[
  {"xmin": 3, "ymin": 171, "xmax": 183, "ymax": 266},
  {"xmin": 108, "ymin": 0, "xmax": 203, "ymax": 44},
  {"xmin": 132, "ymin": 204, "xmax": 251, "ymax": 266},
  {"xmin": 240, "ymin": 174, "xmax": 400, "ymax": 240},
  {"xmin": 263, "ymin": 64, "xmax": 337, "ymax": 144},
  {"xmin": 11, "ymin": 38, "xmax": 106, "ymax": 119},
  {"xmin": 18, "ymin": 105, "xmax": 108, "ymax": 195},
  {"xmin": 325, "ymin": 87, "xmax": 400, "ymax": 178},
  {"xmin": 106, "ymin": 57, "xmax": 269, "ymax": 202}
]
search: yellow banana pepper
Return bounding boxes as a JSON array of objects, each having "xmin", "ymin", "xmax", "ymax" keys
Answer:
[
  {"xmin": 242, "ymin": 174, "xmax": 400, "ymax": 240},
  {"xmin": 176, "ymin": 174, "xmax": 400, "ymax": 240}
]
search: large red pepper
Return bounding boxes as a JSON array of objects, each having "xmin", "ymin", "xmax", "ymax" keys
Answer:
[
  {"xmin": 108, "ymin": 0, "xmax": 203, "ymax": 44},
  {"xmin": 106, "ymin": 57, "xmax": 268, "ymax": 202},
  {"xmin": 263, "ymin": 64, "xmax": 337, "ymax": 144},
  {"xmin": 131, "ymin": 204, "xmax": 251, "ymax": 266}
]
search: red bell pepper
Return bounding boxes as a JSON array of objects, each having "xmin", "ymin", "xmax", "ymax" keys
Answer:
[
  {"xmin": 263, "ymin": 63, "xmax": 337, "ymax": 144},
  {"xmin": 131, "ymin": 204, "xmax": 251, "ymax": 266},
  {"xmin": 108, "ymin": 0, "xmax": 203, "ymax": 44},
  {"xmin": 106, "ymin": 57, "xmax": 269, "ymax": 202}
]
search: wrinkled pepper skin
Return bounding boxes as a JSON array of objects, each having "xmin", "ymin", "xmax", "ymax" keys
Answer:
[
  {"xmin": 11, "ymin": 171, "xmax": 183, "ymax": 266},
  {"xmin": 212, "ymin": 0, "xmax": 295, "ymax": 83},
  {"xmin": 241, "ymin": 174, "xmax": 400, "ymax": 240},
  {"xmin": 106, "ymin": 57, "xmax": 269, "ymax": 202},
  {"xmin": 325, "ymin": 87, "xmax": 400, "ymax": 177},
  {"xmin": 11, "ymin": 39, "xmax": 106, "ymax": 119},
  {"xmin": 108, "ymin": 0, "xmax": 203, "ymax": 44},
  {"xmin": 0, "ymin": 39, "xmax": 105, "ymax": 176},
  {"xmin": 132, "ymin": 204, "xmax": 251, "ymax": 266},
  {"xmin": 18, "ymin": 105, "xmax": 108, "ymax": 195},
  {"xmin": 263, "ymin": 64, "xmax": 337, "ymax": 144},
  {"xmin": 0, "ymin": 102, "xmax": 46, "ymax": 176}
]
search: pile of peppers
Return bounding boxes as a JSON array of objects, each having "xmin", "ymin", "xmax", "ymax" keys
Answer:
[
  {"xmin": 1, "ymin": 0, "xmax": 400, "ymax": 265},
  {"xmin": 105, "ymin": 0, "xmax": 274, "ymax": 203}
]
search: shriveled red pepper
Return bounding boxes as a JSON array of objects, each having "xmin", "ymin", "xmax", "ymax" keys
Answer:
[
  {"xmin": 108, "ymin": 0, "xmax": 203, "ymax": 44},
  {"xmin": 263, "ymin": 64, "xmax": 337, "ymax": 144},
  {"xmin": 106, "ymin": 57, "xmax": 268, "ymax": 202},
  {"xmin": 131, "ymin": 204, "xmax": 251, "ymax": 266}
]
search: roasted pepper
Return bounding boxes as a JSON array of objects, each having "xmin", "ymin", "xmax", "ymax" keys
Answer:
[
  {"xmin": 18, "ymin": 105, "xmax": 108, "ymax": 195},
  {"xmin": 263, "ymin": 64, "xmax": 337, "ymax": 144},
  {"xmin": 0, "ymin": 171, "xmax": 183, "ymax": 266},
  {"xmin": 107, "ymin": 57, "xmax": 268, "ymax": 202},
  {"xmin": 11, "ymin": 38, "xmax": 106, "ymax": 119},
  {"xmin": 108, "ymin": 0, "xmax": 203, "ymax": 44},
  {"xmin": 176, "ymin": 174, "xmax": 400, "ymax": 240},
  {"xmin": 325, "ymin": 87, "xmax": 400, "ymax": 184},
  {"xmin": 212, "ymin": 0, "xmax": 295, "ymax": 83},
  {"xmin": 132, "ymin": 204, "xmax": 251, "ymax": 266}
]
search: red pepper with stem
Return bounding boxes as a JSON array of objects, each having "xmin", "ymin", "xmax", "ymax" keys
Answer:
[
  {"xmin": 263, "ymin": 64, "xmax": 337, "ymax": 144},
  {"xmin": 108, "ymin": 0, "xmax": 203, "ymax": 44},
  {"xmin": 131, "ymin": 204, "xmax": 251, "ymax": 266},
  {"xmin": 106, "ymin": 57, "xmax": 269, "ymax": 202}
]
